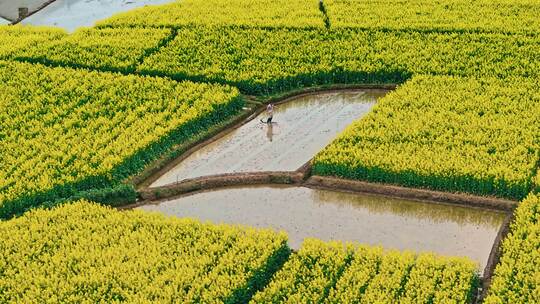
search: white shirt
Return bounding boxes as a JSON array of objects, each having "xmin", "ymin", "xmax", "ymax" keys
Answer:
[{"xmin": 266, "ymin": 104, "xmax": 274, "ymax": 115}]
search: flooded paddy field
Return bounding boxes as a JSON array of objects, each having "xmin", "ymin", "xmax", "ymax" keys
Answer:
[
  {"xmin": 151, "ymin": 90, "xmax": 384, "ymax": 187},
  {"xmin": 20, "ymin": 0, "xmax": 174, "ymax": 31},
  {"xmin": 0, "ymin": 0, "xmax": 51, "ymax": 22},
  {"xmin": 139, "ymin": 185, "xmax": 506, "ymax": 270}
]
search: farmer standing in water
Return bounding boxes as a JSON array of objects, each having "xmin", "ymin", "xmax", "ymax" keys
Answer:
[{"xmin": 263, "ymin": 103, "xmax": 274, "ymax": 124}]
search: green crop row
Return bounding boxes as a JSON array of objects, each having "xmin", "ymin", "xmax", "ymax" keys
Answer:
[
  {"xmin": 313, "ymin": 75, "xmax": 540, "ymax": 200},
  {"xmin": 0, "ymin": 201, "xmax": 288, "ymax": 303},
  {"xmin": 252, "ymin": 239, "xmax": 478, "ymax": 303},
  {"xmin": 96, "ymin": 0, "xmax": 540, "ymax": 35},
  {"xmin": 331, "ymin": 249, "xmax": 477, "ymax": 303},
  {"xmin": 0, "ymin": 61, "xmax": 242, "ymax": 218},
  {"xmin": 14, "ymin": 27, "xmax": 172, "ymax": 73},
  {"xmin": 250, "ymin": 239, "xmax": 350, "ymax": 303},
  {"xmin": 324, "ymin": 0, "xmax": 540, "ymax": 35},
  {"xmin": 96, "ymin": 0, "xmax": 324, "ymax": 29},
  {"xmin": 137, "ymin": 26, "xmax": 540, "ymax": 95},
  {"xmin": 0, "ymin": 25, "xmax": 65, "ymax": 59},
  {"xmin": 7, "ymin": 26, "xmax": 539, "ymax": 96},
  {"xmin": 484, "ymin": 193, "xmax": 540, "ymax": 304}
]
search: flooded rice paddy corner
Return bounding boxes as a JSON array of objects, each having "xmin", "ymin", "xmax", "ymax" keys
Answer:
[
  {"xmin": 139, "ymin": 185, "xmax": 506, "ymax": 271},
  {"xmin": 151, "ymin": 90, "xmax": 381, "ymax": 187}
]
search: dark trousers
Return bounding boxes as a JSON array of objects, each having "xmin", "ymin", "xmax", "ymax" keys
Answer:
[{"xmin": 266, "ymin": 116, "xmax": 273, "ymax": 123}]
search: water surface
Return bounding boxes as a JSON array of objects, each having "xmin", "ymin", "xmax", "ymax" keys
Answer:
[
  {"xmin": 140, "ymin": 186, "xmax": 506, "ymax": 270},
  {"xmin": 151, "ymin": 90, "xmax": 384, "ymax": 187},
  {"xmin": 21, "ymin": 0, "xmax": 174, "ymax": 31},
  {"xmin": 0, "ymin": 0, "xmax": 50, "ymax": 21}
]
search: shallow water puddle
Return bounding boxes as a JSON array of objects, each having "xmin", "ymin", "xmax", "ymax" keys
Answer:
[
  {"xmin": 139, "ymin": 185, "xmax": 506, "ymax": 270},
  {"xmin": 151, "ymin": 90, "xmax": 383, "ymax": 187},
  {"xmin": 21, "ymin": 0, "xmax": 174, "ymax": 31}
]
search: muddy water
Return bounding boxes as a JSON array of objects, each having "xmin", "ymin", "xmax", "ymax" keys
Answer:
[
  {"xmin": 0, "ymin": 0, "xmax": 50, "ymax": 21},
  {"xmin": 139, "ymin": 186, "xmax": 506, "ymax": 270},
  {"xmin": 21, "ymin": 0, "xmax": 175, "ymax": 31},
  {"xmin": 151, "ymin": 91, "xmax": 383, "ymax": 187}
]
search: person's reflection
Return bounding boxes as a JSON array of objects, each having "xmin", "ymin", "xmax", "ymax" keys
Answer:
[{"xmin": 266, "ymin": 123, "xmax": 274, "ymax": 142}]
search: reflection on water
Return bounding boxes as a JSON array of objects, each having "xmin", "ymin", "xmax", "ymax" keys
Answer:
[
  {"xmin": 265, "ymin": 123, "xmax": 274, "ymax": 142},
  {"xmin": 139, "ymin": 185, "xmax": 506, "ymax": 270},
  {"xmin": 313, "ymin": 190, "xmax": 505, "ymax": 227},
  {"xmin": 151, "ymin": 90, "xmax": 382, "ymax": 187},
  {"xmin": 21, "ymin": 0, "xmax": 174, "ymax": 31},
  {"xmin": 360, "ymin": 89, "xmax": 389, "ymax": 100}
]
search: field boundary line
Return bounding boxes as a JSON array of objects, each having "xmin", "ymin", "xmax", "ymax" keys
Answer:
[
  {"xmin": 130, "ymin": 171, "xmax": 516, "ymax": 213},
  {"xmin": 319, "ymin": 0, "xmax": 331, "ymax": 29},
  {"xmin": 137, "ymin": 171, "xmax": 305, "ymax": 202},
  {"xmin": 477, "ymin": 211, "xmax": 515, "ymax": 302},
  {"xmin": 134, "ymin": 27, "xmax": 178, "ymax": 73},
  {"xmin": 304, "ymin": 176, "xmax": 517, "ymax": 212}
]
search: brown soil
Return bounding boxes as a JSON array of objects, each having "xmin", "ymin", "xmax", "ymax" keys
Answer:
[
  {"xmin": 136, "ymin": 169, "xmax": 516, "ymax": 214},
  {"xmin": 139, "ymin": 171, "xmax": 304, "ymax": 201}
]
